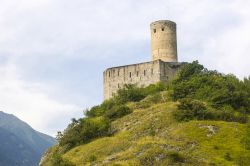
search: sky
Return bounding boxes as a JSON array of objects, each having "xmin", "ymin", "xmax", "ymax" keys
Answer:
[{"xmin": 0, "ymin": 0, "xmax": 249, "ymax": 136}]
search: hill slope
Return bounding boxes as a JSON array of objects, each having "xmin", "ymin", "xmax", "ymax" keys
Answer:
[
  {"xmin": 41, "ymin": 101, "xmax": 250, "ymax": 165},
  {"xmin": 41, "ymin": 61, "xmax": 250, "ymax": 166},
  {"xmin": 0, "ymin": 111, "xmax": 56, "ymax": 166}
]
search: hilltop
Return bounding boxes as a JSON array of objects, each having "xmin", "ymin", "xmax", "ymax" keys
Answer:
[{"xmin": 41, "ymin": 61, "xmax": 250, "ymax": 166}]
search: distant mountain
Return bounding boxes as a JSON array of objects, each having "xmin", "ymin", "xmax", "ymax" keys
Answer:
[{"xmin": 0, "ymin": 111, "xmax": 56, "ymax": 166}]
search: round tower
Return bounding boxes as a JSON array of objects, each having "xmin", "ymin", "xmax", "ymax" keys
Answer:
[{"xmin": 150, "ymin": 20, "xmax": 178, "ymax": 62}]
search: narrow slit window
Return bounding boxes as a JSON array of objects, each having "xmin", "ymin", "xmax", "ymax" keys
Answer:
[
  {"xmin": 144, "ymin": 70, "xmax": 146, "ymax": 76},
  {"xmin": 137, "ymin": 71, "xmax": 139, "ymax": 77},
  {"xmin": 109, "ymin": 71, "xmax": 110, "ymax": 77},
  {"xmin": 153, "ymin": 29, "xmax": 156, "ymax": 33},
  {"xmin": 129, "ymin": 72, "xmax": 132, "ymax": 78},
  {"xmin": 162, "ymin": 28, "xmax": 164, "ymax": 31},
  {"xmin": 118, "ymin": 70, "xmax": 120, "ymax": 76}
]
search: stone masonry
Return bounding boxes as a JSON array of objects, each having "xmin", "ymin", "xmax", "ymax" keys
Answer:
[{"xmin": 103, "ymin": 20, "xmax": 184, "ymax": 100}]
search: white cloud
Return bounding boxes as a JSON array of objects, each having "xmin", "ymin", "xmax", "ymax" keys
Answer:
[{"xmin": 0, "ymin": 61, "xmax": 81, "ymax": 136}]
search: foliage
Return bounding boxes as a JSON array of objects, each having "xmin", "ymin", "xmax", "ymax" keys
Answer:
[
  {"xmin": 173, "ymin": 98, "xmax": 212, "ymax": 121},
  {"xmin": 58, "ymin": 117, "xmax": 110, "ymax": 150},
  {"xmin": 172, "ymin": 61, "xmax": 250, "ymax": 112},
  {"xmin": 174, "ymin": 98, "xmax": 247, "ymax": 123},
  {"xmin": 171, "ymin": 61, "xmax": 250, "ymax": 123},
  {"xmin": 84, "ymin": 99, "xmax": 116, "ymax": 118},
  {"xmin": 114, "ymin": 83, "xmax": 167, "ymax": 104},
  {"xmin": 104, "ymin": 105, "xmax": 132, "ymax": 120}
]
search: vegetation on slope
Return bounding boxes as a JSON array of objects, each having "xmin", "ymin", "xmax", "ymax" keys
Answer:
[{"xmin": 41, "ymin": 61, "xmax": 250, "ymax": 166}]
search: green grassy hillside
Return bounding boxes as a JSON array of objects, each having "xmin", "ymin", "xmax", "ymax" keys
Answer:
[{"xmin": 40, "ymin": 61, "xmax": 250, "ymax": 166}]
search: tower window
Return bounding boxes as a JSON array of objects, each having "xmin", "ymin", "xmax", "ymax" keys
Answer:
[
  {"xmin": 144, "ymin": 70, "xmax": 146, "ymax": 76},
  {"xmin": 129, "ymin": 72, "xmax": 132, "ymax": 78},
  {"xmin": 109, "ymin": 71, "xmax": 110, "ymax": 77},
  {"xmin": 162, "ymin": 28, "xmax": 164, "ymax": 31},
  {"xmin": 137, "ymin": 71, "xmax": 139, "ymax": 77},
  {"xmin": 153, "ymin": 29, "xmax": 156, "ymax": 33}
]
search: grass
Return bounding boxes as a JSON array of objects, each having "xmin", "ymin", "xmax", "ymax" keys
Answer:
[{"xmin": 42, "ymin": 100, "xmax": 250, "ymax": 166}]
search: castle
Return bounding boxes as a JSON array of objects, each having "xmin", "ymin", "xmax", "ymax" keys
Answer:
[{"xmin": 103, "ymin": 20, "xmax": 185, "ymax": 100}]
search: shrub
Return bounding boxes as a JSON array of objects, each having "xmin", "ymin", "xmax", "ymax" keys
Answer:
[
  {"xmin": 58, "ymin": 117, "xmax": 110, "ymax": 150},
  {"xmin": 173, "ymin": 98, "xmax": 248, "ymax": 123},
  {"xmin": 114, "ymin": 84, "xmax": 146, "ymax": 103},
  {"xmin": 104, "ymin": 105, "xmax": 132, "ymax": 120},
  {"xmin": 85, "ymin": 99, "xmax": 116, "ymax": 117},
  {"xmin": 173, "ymin": 99, "xmax": 212, "ymax": 121},
  {"xmin": 172, "ymin": 61, "xmax": 250, "ymax": 112}
]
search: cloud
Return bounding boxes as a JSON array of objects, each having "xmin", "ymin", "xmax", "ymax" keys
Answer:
[
  {"xmin": 0, "ymin": 61, "xmax": 82, "ymax": 136},
  {"xmin": 0, "ymin": 0, "xmax": 249, "ymax": 135}
]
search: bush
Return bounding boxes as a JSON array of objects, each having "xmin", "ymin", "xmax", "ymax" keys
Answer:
[
  {"xmin": 172, "ymin": 61, "xmax": 250, "ymax": 112},
  {"xmin": 171, "ymin": 61, "xmax": 250, "ymax": 123},
  {"xmin": 104, "ymin": 105, "xmax": 132, "ymax": 120},
  {"xmin": 173, "ymin": 99, "xmax": 212, "ymax": 121},
  {"xmin": 173, "ymin": 98, "xmax": 248, "ymax": 123},
  {"xmin": 114, "ymin": 84, "xmax": 146, "ymax": 103},
  {"xmin": 114, "ymin": 83, "xmax": 167, "ymax": 104},
  {"xmin": 85, "ymin": 99, "xmax": 116, "ymax": 117},
  {"xmin": 58, "ymin": 117, "xmax": 110, "ymax": 149}
]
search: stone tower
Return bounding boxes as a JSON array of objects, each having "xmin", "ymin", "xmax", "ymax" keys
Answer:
[
  {"xmin": 150, "ymin": 20, "xmax": 178, "ymax": 62},
  {"xmin": 103, "ymin": 20, "xmax": 184, "ymax": 100}
]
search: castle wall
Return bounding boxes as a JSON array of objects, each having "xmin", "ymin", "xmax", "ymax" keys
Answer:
[{"xmin": 103, "ymin": 60, "xmax": 184, "ymax": 100}]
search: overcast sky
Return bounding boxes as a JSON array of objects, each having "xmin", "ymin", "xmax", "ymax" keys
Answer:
[{"xmin": 0, "ymin": 0, "xmax": 249, "ymax": 136}]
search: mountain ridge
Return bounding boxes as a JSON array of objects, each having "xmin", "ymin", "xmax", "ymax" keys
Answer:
[{"xmin": 0, "ymin": 111, "xmax": 56, "ymax": 166}]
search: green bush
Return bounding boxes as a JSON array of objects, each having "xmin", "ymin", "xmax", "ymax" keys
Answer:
[
  {"xmin": 85, "ymin": 99, "xmax": 116, "ymax": 117},
  {"xmin": 171, "ymin": 61, "xmax": 250, "ymax": 123},
  {"xmin": 58, "ymin": 117, "xmax": 110, "ymax": 150},
  {"xmin": 173, "ymin": 99, "xmax": 212, "ymax": 121},
  {"xmin": 172, "ymin": 61, "xmax": 250, "ymax": 112},
  {"xmin": 114, "ymin": 83, "xmax": 167, "ymax": 104},
  {"xmin": 104, "ymin": 105, "xmax": 132, "ymax": 120},
  {"xmin": 173, "ymin": 98, "xmax": 247, "ymax": 123}
]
